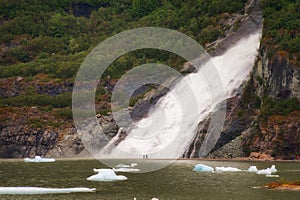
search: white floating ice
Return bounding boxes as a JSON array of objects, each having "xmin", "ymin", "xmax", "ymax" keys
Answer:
[
  {"xmin": 270, "ymin": 165, "xmax": 277, "ymax": 173},
  {"xmin": 24, "ymin": 156, "xmax": 55, "ymax": 163},
  {"xmin": 247, "ymin": 166, "xmax": 258, "ymax": 172},
  {"xmin": 215, "ymin": 167, "xmax": 242, "ymax": 172},
  {"xmin": 112, "ymin": 163, "xmax": 139, "ymax": 172},
  {"xmin": 88, "ymin": 169, "xmax": 127, "ymax": 181},
  {"xmin": 0, "ymin": 187, "xmax": 95, "ymax": 194},
  {"xmin": 131, "ymin": 163, "xmax": 138, "ymax": 167},
  {"xmin": 193, "ymin": 164, "xmax": 214, "ymax": 172},
  {"xmin": 256, "ymin": 165, "xmax": 278, "ymax": 175},
  {"xmin": 256, "ymin": 169, "xmax": 272, "ymax": 175},
  {"xmin": 115, "ymin": 164, "xmax": 131, "ymax": 168},
  {"xmin": 113, "ymin": 167, "xmax": 140, "ymax": 172},
  {"xmin": 266, "ymin": 174, "xmax": 280, "ymax": 178}
]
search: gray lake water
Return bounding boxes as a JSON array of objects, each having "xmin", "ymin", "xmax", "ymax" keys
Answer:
[{"xmin": 0, "ymin": 159, "xmax": 300, "ymax": 199}]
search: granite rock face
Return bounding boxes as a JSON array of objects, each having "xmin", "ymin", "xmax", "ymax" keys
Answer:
[
  {"xmin": 255, "ymin": 49, "xmax": 300, "ymax": 100},
  {"xmin": 242, "ymin": 113, "xmax": 300, "ymax": 159},
  {"xmin": 238, "ymin": 47, "xmax": 300, "ymax": 160},
  {"xmin": 0, "ymin": 126, "xmax": 58, "ymax": 158}
]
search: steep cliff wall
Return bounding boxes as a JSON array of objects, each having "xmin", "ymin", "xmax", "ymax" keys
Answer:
[
  {"xmin": 185, "ymin": 0, "xmax": 300, "ymax": 160},
  {"xmin": 0, "ymin": 107, "xmax": 59, "ymax": 158},
  {"xmin": 240, "ymin": 48, "xmax": 300, "ymax": 160}
]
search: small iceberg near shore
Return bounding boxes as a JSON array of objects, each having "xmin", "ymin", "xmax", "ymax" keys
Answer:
[
  {"xmin": 247, "ymin": 166, "xmax": 258, "ymax": 172},
  {"xmin": 266, "ymin": 174, "xmax": 280, "ymax": 178},
  {"xmin": 87, "ymin": 169, "xmax": 127, "ymax": 181},
  {"xmin": 0, "ymin": 187, "xmax": 95, "ymax": 194},
  {"xmin": 113, "ymin": 168, "xmax": 140, "ymax": 172},
  {"xmin": 256, "ymin": 169, "xmax": 271, "ymax": 175},
  {"xmin": 24, "ymin": 156, "xmax": 55, "ymax": 163},
  {"xmin": 193, "ymin": 164, "xmax": 214, "ymax": 172},
  {"xmin": 256, "ymin": 165, "xmax": 278, "ymax": 175},
  {"xmin": 115, "ymin": 164, "xmax": 131, "ymax": 168},
  {"xmin": 270, "ymin": 165, "xmax": 278, "ymax": 173},
  {"xmin": 113, "ymin": 163, "xmax": 140, "ymax": 172},
  {"xmin": 215, "ymin": 167, "xmax": 242, "ymax": 172}
]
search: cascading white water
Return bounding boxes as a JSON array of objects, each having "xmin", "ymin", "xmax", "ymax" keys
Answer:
[{"xmin": 102, "ymin": 30, "xmax": 262, "ymax": 159}]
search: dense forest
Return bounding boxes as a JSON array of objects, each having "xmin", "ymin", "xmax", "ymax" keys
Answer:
[
  {"xmin": 261, "ymin": 0, "xmax": 299, "ymax": 65},
  {"xmin": 0, "ymin": 0, "xmax": 248, "ymax": 117}
]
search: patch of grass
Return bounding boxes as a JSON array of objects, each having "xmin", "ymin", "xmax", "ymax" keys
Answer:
[
  {"xmin": 54, "ymin": 107, "xmax": 72, "ymax": 119},
  {"xmin": 26, "ymin": 118, "xmax": 43, "ymax": 128}
]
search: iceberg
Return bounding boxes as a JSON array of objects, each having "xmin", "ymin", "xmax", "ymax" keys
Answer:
[
  {"xmin": 215, "ymin": 167, "xmax": 242, "ymax": 172},
  {"xmin": 256, "ymin": 169, "xmax": 272, "ymax": 175},
  {"xmin": 266, "ymin": 174, "xmax": 280, "ymax": 178},
  {"xmin": 24, "ymin": 156, "xmax": 55, "ymax": 163},
  {"xmin": 115, "ymin": 163, "xmax": 138, "ymax": 168},
  {"xmin": 115, "ymin": 164, "xmax": 131, "ymax": 168},
  {"xmin": 256, "ymin": 165, "xmax": 278, "ymax": 175},
  {"xmin": 0, "ymin": 187, "xmax": 95, "ymax": 194},
  {"xmin": 113, "ymin": 163, "xmax": 139, "ymax": 172},
  {"xmin": 247, "ymin": 166, "xmax": 258, "ymax": 172},
  {"xmin": 131, "ymin": 163, "xmax": 138, "ymax": 167},
  {"xmin": 113, "ymin": 168, "xmax": 140, "ymax": 172},
  {"xmin": 270, "ymin": 165, "xmax": 277, "ymax": 173},
  {"xmin": 193, "ymin": 164, "xmax": 214, "ymax": 172},
  {"xmin": 88, "ymin": 169, "xmax": 127, "ymax": 181}
]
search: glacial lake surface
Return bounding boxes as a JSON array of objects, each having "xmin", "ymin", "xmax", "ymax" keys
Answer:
[{"xmin": 0, "ymin": 159, "xmax": 300, "ymax": 199}]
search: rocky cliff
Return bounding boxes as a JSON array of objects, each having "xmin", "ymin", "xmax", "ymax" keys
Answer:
[
  {"xmin": 239, "ymin": 48, "xmax": 300, "ymax": 160},
  {"xmin": 185, "ymin": 0, "xmax": 300, "ymax": 160},
  {"xmin": 201, "ymin": 33, "xmax": 300, "ymax": 160}
]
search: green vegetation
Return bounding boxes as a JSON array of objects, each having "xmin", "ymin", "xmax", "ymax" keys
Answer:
[
  {"xmin": 261, "ymin": 0, "xmax": 300, "ymax": 66},
  {"xmin": 0, "ymin": 0, "xmax": 247, "ymax": 112},
  {"xmin": 0, "ymin": 93, "xmax": 71, "ymax": 108},
  {"xmin": 243, "ymin": 0, "xmax": 300, "ymax": 122},
  {"xmin": 259, "ymin": 97, "xmax": 300, "ymax": 122},
  {"xmin": 25, "ymin": 118, "xmax": 43, "ymax": 128},
  {"xmin": 253, "ymin": 1, "xmax": 299, "ymax": 146},
  {"xmin": 54, "ymin": 107, "xmax": 73, "ymax": 119},
  {"xmin": 0, "ymin": 0, "xmax": 247, "ymax": 77}
]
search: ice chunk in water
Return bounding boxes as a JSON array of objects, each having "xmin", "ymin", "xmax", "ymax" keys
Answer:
[
  {"xmin": 193, "ymin": 164, "xmax": 214, "ymax": 172},
  {"xmin": 113, "ymin": 163, "xmax": 139, "ymax": 172},
  {"xmin": 113, "ymin": 168, "xmax": 140, "ymax": 172},
  {"xmin": 24, "ymin": 156, "xmax": 55, "ymax": 162},
  {"xmin": 270, "ymin": 165, "xmax": 277, "ymax": 173},
  {"xmin": 256, "ymin": 165, "xmax": 278, "ymax": 175},
  {"xmin": 88, "ymin": 169, "xmax": 127, "ymax": 181},
  {"xmin": 115, "ymin": 164, "xmax": 131, "ymax": 168},
  {"xmin": 0, "ymin": 187, "xmax": 95, "ymax": 194},
  {"xmin": 256, "ymin": 169, "xmax": 272, "ymax": 175},
  {"xmin": 247, "ymin": 166, "xmax": 258, "ymax": 172},
  {"xmin": 215, "ymin": 167, "xmax": 242, "ymax": 172},
  {"xmin": 266, "ymin": 174, "xmax": 279, "ymax": 178},
  {"xmin": 131, "ymin": 163, "xmax": 138, "ymax": 167}
]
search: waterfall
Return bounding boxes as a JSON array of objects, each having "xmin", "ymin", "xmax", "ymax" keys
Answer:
[{"xmin": 101, "ymin": 30, "xmax": 262, "ymax": 159}]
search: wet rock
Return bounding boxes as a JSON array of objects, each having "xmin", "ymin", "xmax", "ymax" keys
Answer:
[
  {"xmin": 180, "ymin": 62, "xmax": 196, "ymax": 74},
  {"xmin": 0, "ymin": 127, "xmax": 58, "ymax": 158}
]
